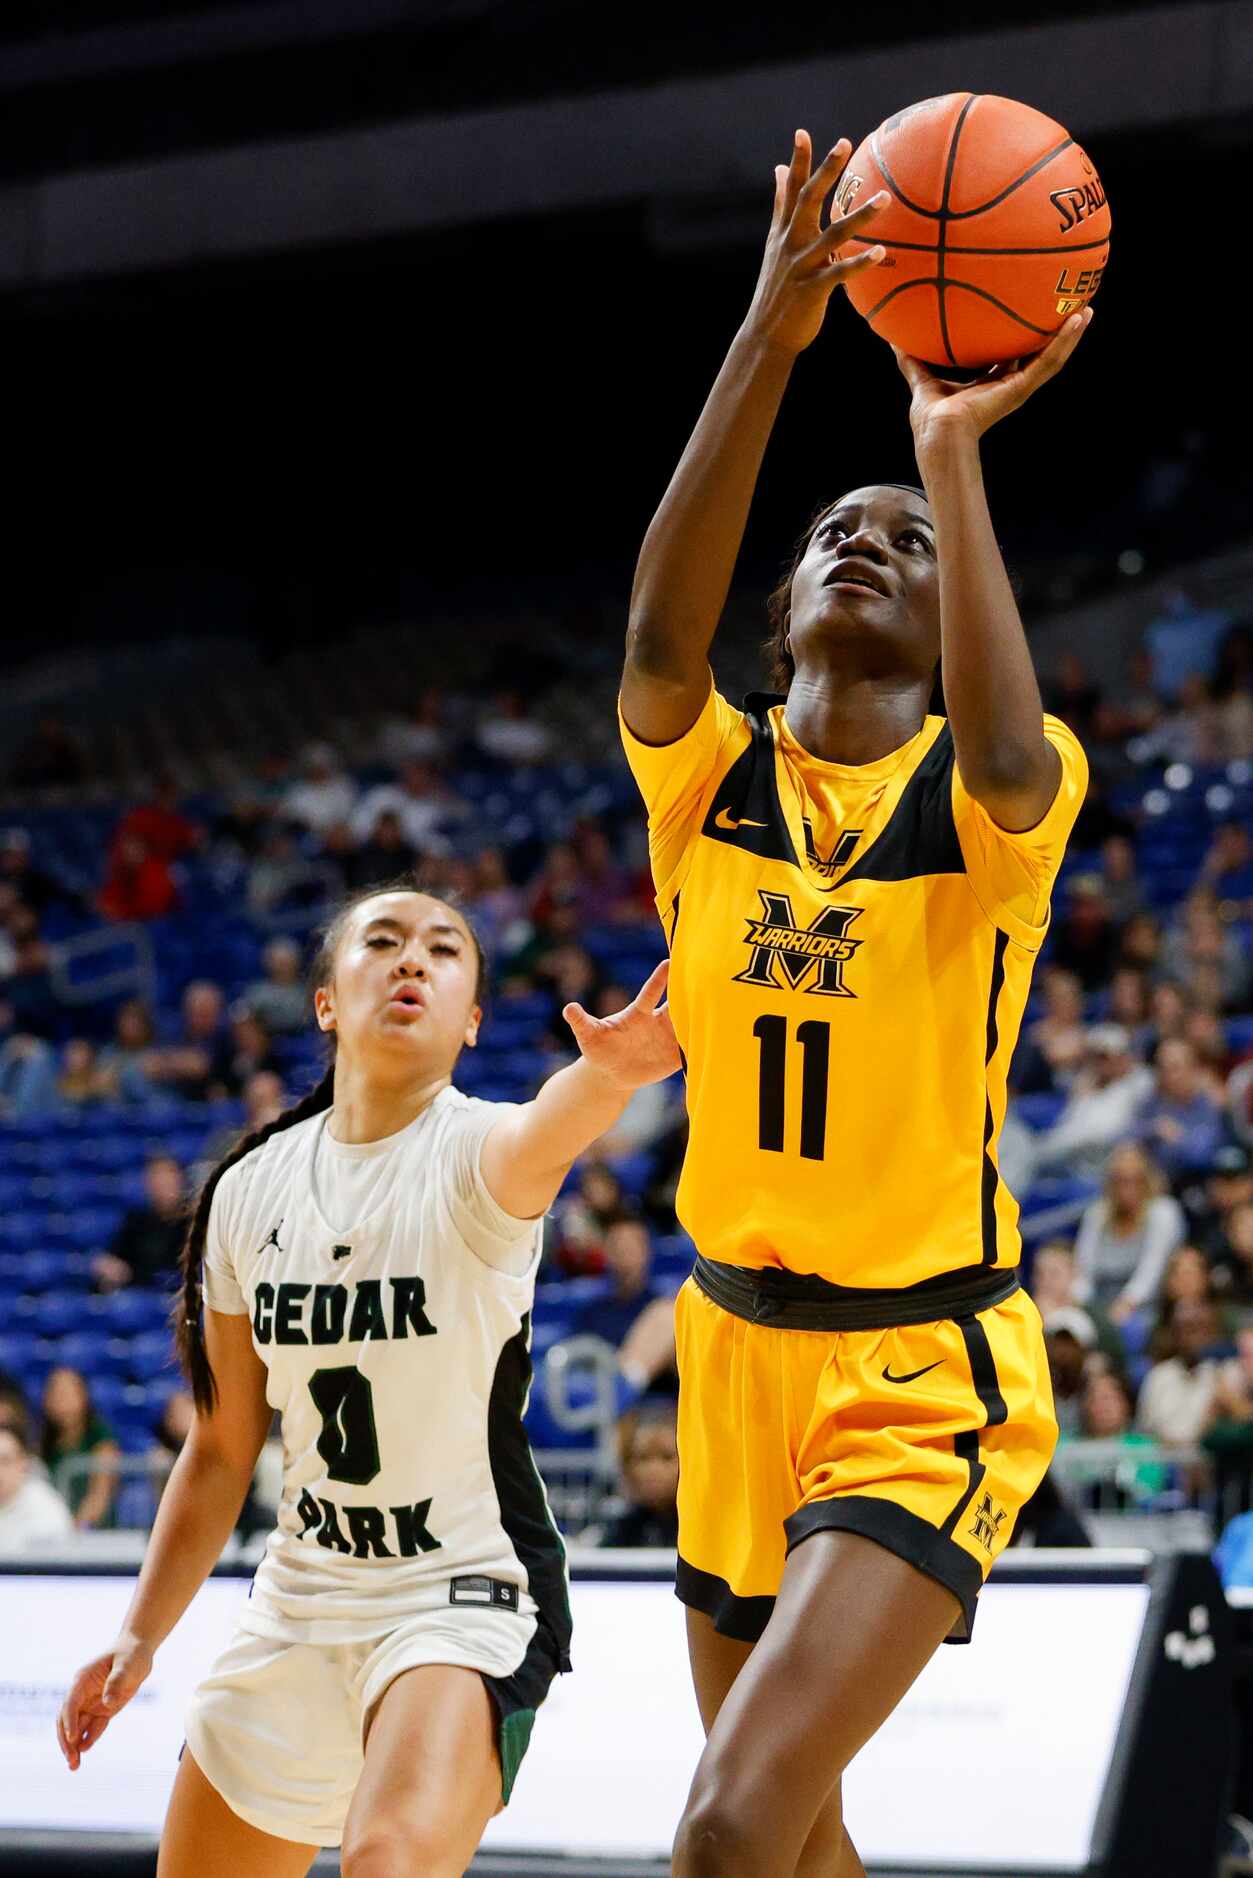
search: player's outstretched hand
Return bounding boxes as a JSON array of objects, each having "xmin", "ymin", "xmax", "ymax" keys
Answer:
[
  {"xmin": 57, "ymin": 1635, "xmax": 153, "ymax": 1770},
  {"xmin": 743, "ymin": 129, "xmax": 889, "ymax": 359},
  {"xmin": 892, "ymin": 308, "xmax": 1093, "ymax": 450},
  {"xmin": 564, "ymin": 959, "xmax": 682, "ymax": 1090}
]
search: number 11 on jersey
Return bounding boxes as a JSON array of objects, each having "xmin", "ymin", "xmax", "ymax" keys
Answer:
[{"xmin": 752, "ymin": 1015, "xmax": 831, "ymax": 1160}]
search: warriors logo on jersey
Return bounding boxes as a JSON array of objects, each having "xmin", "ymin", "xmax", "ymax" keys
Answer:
[{"xmin": 620, "ymin": 681, "xmax": 1088, "ymax": 1290}]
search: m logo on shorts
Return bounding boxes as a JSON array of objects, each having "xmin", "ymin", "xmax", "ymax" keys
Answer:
[
  {"xmin": 969, "ymin": 1490, "xmax": 1007, "ymax": 1553},
  {"xmin": 732, "ymin": 890, "xmax": 863, "ymax": 998}
]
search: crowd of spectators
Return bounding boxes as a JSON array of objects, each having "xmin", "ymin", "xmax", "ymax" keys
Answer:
[{"xmin": 1, "ymin": 613, "xmax": 1252, "ymax": 1553}]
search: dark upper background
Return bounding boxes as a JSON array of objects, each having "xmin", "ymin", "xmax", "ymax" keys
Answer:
[{"xmin": 1, "ymin": 0, "xmax": 1248, "ymax": 665}]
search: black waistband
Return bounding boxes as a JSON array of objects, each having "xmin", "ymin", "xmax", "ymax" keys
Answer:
[{"xmin": 692, "ymin": 1255, "xmax": 1020, "ymax": 1332}]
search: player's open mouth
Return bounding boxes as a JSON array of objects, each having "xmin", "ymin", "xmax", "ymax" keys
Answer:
[
  {"xmin": 389, "ymin": 988, "xmax": 425, "ymax": 1008},
  {"xmin": 824, "ymin": 564, "xmax": 887, "ymax": 596}
]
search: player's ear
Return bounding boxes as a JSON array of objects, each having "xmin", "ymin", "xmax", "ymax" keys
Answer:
[
  {"xmin": 463, "ymin": 1004, "xmax": 481, "ymax": 1050},
  {"xmin": 314, "ymin": 985, "xmax": 336, "ymax": 1034}
]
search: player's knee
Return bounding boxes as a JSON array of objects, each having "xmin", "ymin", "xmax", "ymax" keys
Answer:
[
  {"xmin": 340, "ymin": 1813, "xmax": 461, "ymax": 1878},
  {"xmin": 672, "ymin": 1789, "xmax": 762, "ymax": 1878}
]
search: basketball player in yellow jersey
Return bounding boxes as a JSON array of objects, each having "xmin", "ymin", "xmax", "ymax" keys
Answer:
[{"xmin": 620, "ymin": 129, "xmax": 1093, "ymax": 1878}]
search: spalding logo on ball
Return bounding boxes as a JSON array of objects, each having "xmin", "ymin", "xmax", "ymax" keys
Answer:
[{"xmin": 836, "ymin": 93, "xmax": 1111, "ymax": 370}]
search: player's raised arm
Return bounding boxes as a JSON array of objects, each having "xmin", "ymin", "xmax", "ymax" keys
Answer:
[
  {"xmin": 621, "ymin": 131, "xmax": 887, "ymax": 746},
  {"xmin": 480, "ymin": 960, "xmax": 680, "ymax": 1218},
  {"xmin": 891, "ymin": 318, "xmax": 1092, "ymax": 831}
]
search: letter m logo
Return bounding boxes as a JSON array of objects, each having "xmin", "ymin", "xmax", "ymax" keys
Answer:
[{"xmin": 733, "ymin": 891, "xmax": 863, "ymax": 998}]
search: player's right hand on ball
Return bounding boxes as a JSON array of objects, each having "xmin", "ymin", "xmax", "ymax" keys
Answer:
[
  {"xmin": 744, "ymin": 129, "xmax": 888, "ymax": 358},
  {"xmin": 57, "ymin": 1634, "xmax": 153, "ymax": 1769}
]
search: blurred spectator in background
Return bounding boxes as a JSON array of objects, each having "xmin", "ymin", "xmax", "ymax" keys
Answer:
[
  {"xmin": 1198, "ymin": 822, "xmax": 1253, "ymax": 911},
  {"xmin": 1136, "ymin": 1039, "xmax": 1228, "ymax": 1181},
  {"xmin": 571, "ymin": 1215, "xmax": 664, "ymax": 1350},
  {"xmin": 1013, "ymin": 967, "xmax": 1087, "ymax": 1095},
  {"xmin": 1186, "ymin": 1142, "xmax": 1253, "ymax": 1260},
  {"xmin": 1204, "ymin": 1326, "xmax": 1253, "ymax": 1516},
  {"xmin": 1163, "ymin": 895, "xmax": 1252, "ymax": 1011},
  {"xmin": 97, "ymin": 998, "xmax": 159, "ymax": 1103},
  {"xmin": 379, "ymin": 687, "xmax": 449, "ymax": 770},
  {"xmin": 1077, "ymin": 1369, "xmax": 1165, "ymax": 1503},
  {"xmin": 571, "ymin": 1213, "xmax": 679, "ymax": 1401},
  {"xmin": 98, "ymin": 828, "xmax": 181, "ymax": 922},
  {"xmin": 1029, "ymin": 1241, "xmax": 1123, "ymax": 1367},
  {"xmin": 93, "ymin": 1154, "xmax": 186, "ymax": 1292},
  {"xmin": 1141, "ymin": 980, "xmax": 1190, "ymax": 1059},
  {"xmin": 1044, "ymin": 653, "xmax": 1102, "ymax": 746},
  {"xmin": 570, "ymin": 824, "xmax": 647, "ymax": 926},
  {"xmin": 600, "ymin": 1399, "xmax": 680, "ymax": 1548},
  {"xmin": 4, "ymin": 912, "xmax": 60, "ymax": 1040},
  {"xmin": 476, "ymin": 690, "xmax": 551, "ymax": 765},
  {"xmin": 1072, "ymin": 1142, "xmax": 1186, "ymax": 1320},
  {"xmin": 40, "ymin": 1367, "xmax": 119, "ymax": 1530},
  {"xmin": 0, "ymin": 826, "xmax": 76, "ymax": 917},
  {"xmin": 549, "ymin": 1162, "xmax": 626, "ymax": 1276},
  {"xmin": 245, "ymin": 937, "xmax": 308, "ymax": 1035},
  {"xmin": 1008, "ymin": 1470, "xmax": 1091, "ymax": 1549},
  {"xmin": 1043, "ymin": 1312, "xmax": 1100, "ymax": 1439},
  {"xmin": 467, "ymin": 847, "xmax": 526, "ymax": 957},
  {"xmin": 112, "ymin": 776, "xmax": 199, "ymax": 868},
  {"xmin": 143, "ymin": 979, "xmax": 226, "ymax": 1102},
  {"xmin": 0, "ymin": 1373, "xmax": 34, "ymax": 1446},
  {"xmin": 1050, "ymin": 875, "xmax": 1119, "ymax": 991},
  {"xmin": 343, "ymin": 807, "xmax": 416, "ymax": 891},
  {"xmin": 146, "ymin": 1391, "xmax": 194, "ymax": 1508},
  {"xmin": 0, "ymin": 1023, "xmax": 58, "ymax": 1116},
  {"xmin": 200, "ymin": 1068, "xmax": 286, "ymax": 1171},
  {"xmin": 246, "ymin": 822, "xmax": 322, "ymax": 923},
  {"xmin": 351, "ymin": 762, "xmax": 467, "ymax": 857},
  {"xmin": 1137, "ymin": 1299, "xmax": 1224, "ymax": 1447},
  {"xmin": 1031, "ymin": 1027, "xmax": 1154, "ymax": 1181},
  {"xmin": 0, "ymin": 1424, "xmax": 74, "ymax": 1554},
  {"xmin": 1118, "ymin": 910, "xmax": 1164, "ymax": 979},
  {"xmin": 1104, "ymin": 966, "xmax": 1151, "ymax": 1045},
  {"xmin": 214, "ymin": 1004, "xmax": 282, "ymax": 1099},
  {"xmin": 282, "ymin": 743, "xmax": 358, "ymax": 838},
  {"xmin": 1212, "ymin": 1202, "xmax": 1253, "ymax": 1308},
  {"xmin": 1099, "ymin": 835, "xmax": 1145, "ymax": 927},
  {"xmin": 56, "ymin": 1038, "xmax": 114, "ymax": 1108},
  {"xmin": 6, "ymin": 714, "xmax": 87, "ymax": 789}
]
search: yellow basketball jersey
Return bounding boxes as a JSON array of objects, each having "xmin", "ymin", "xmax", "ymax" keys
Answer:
[{"xmin": 620, "ymin": 679, "xmax": 1088, "ymax": 1290}]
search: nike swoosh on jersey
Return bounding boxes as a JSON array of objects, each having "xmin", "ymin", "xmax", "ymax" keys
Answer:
[
  {"xmin": 714, "ymin": 808, "xmax": 768, "ymax": 831},
  {"xmin": 881, "ymin": 1359, "xmax": 944, "ymax": 1385}
]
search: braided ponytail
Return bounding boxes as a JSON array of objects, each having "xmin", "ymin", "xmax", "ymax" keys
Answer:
[{"xmin": 173, "ymin": 1067, "xmax": 336, "ymax": 1412}]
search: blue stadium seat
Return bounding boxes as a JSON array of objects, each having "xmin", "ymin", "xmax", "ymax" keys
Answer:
[
  {"xmin": 1014, "ymin": 1092, "xmax": 1067, "ymax": 1132},
  {"xmin": 87, "ymin": 1289, "xmax": 173, "ymax": 1335},
  {"xmin": 0, "ymin": 1332, "xmax": 41, "ymax": 1377},
  {"xmin": 18, "ymin": 1295, "xmax": 80, "ymax": 1338},
  {"xmin": 605, "ymin": 1151, "xmax": 654, "ymax": 1198},
  {"xmin": 126, "ymin": 1331, "xmax": 179, "ymax": 1382},
  {"xmin": 0, "ymin": 1213, "xmax": 47, "ymax": 1253}
]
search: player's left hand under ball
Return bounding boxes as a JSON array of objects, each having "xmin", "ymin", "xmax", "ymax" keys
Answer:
[
  {"xmin": 564, "ymin": 959, "xmax": 682, "ymax": 1088},
  {"xmin": 893, "ymin": 307, "xmax": 1093, "ymax": 451}
]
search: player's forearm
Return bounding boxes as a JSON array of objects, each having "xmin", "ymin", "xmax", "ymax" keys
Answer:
[
  {"xmin": 113, "ymin": 1441, "xmax": 253, "ymax": 1653},
  {"xmin": 626, "ymin": 323, "xmax": 795, "ymax": 687},
  {"xmin": 915, "ymin": 426, "xmax": 1058, "ymax": 818},
  {"xmin": 521, "ymin": 1057, "xmax": 635, "ymax": 1175}
]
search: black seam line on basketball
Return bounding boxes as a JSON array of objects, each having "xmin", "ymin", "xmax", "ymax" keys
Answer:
[
  {"xmin": 849, "ymin": 235, "xmax": 1108, "ymax": 256},
  {"xmin": 948, "ymin": 137, "xmax": 1075, "ymax": 220},
  {"xmin": 867, "ymin": 126, "xmax": 1074, "ymax": 222},
  {"xmin": 937, "ymin": 94, "xmax": 978, "ymax": 368},
  {"xmin": 865, "ymin": 277, "xmax": 1054, "ymax": 339}
]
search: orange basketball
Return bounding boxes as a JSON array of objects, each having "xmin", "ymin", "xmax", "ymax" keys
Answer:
[{"xmin": 837, "ymin": 93, "xmax": 1111, "ymax": 370}]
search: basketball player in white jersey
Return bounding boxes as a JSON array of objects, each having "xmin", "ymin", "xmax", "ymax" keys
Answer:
[{"xmin": 56, "ymin": 880, "xmax": 681, "ymax": 1877}]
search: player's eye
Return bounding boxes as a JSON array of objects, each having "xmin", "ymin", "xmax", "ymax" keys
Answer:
[
  {"xmin": 366, "ymin": 936, "xmax": 395, "ymax": 949},
  {"xmin": 431, "ymin": 943, "xmax": 460, "ymax": 958},
  {"xmin": 818, "ymin": 520, "xmax": 846, "ymax": 542},
  {"xmin": 898, "ymin": 529, "xmax": 932, "ymax": 553}
]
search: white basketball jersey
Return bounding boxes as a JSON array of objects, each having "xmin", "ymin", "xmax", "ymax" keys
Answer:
[{"xmin": 203, "ymin": 1086, "xmax": 570, "ymax": 1658}]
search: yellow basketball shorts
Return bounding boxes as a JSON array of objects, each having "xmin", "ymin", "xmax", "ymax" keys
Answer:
[{"xmin": 674, "ymin": 1273, "xmax": 1057, "ymax": 1643}]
